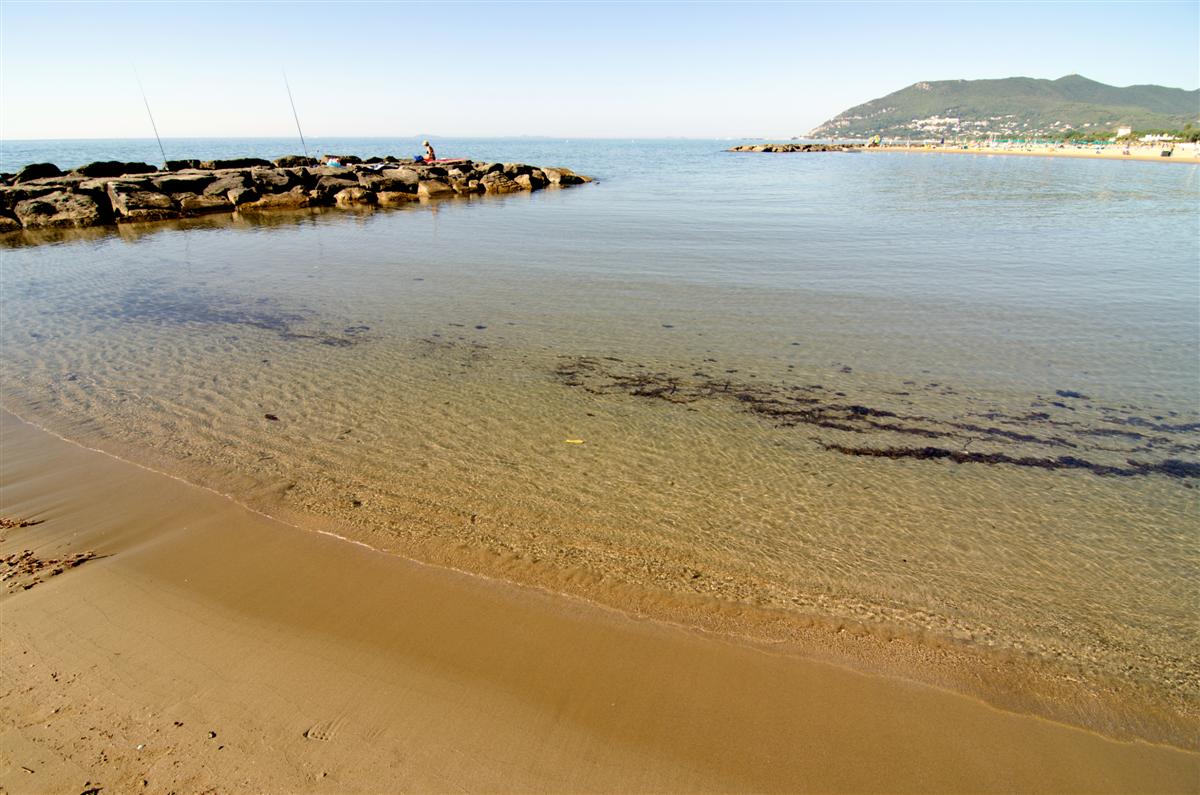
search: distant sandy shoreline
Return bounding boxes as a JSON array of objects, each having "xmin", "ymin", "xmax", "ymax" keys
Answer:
[
  {"xmin": 873, "ymin": 142, "xmax": 1199, "ymax": 163},
  {"xmin": 731, "ymin": 141, "xmax": 1199, "ymax": 163},
  {"xmin": 2, "ymin": 409, "xmax": 1198, "ymax": 793}
]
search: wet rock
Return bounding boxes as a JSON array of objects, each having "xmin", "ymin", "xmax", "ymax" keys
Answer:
[
  {"xmin": 107, "ymin": 184, "xmax": 176, "ymax": 220},
  {"xmin": 0, "ymin": 214, "xmax": 20, "ymax": 233},
  {"xmin": 239, "ymin": 186, "xmax": 311, "ymax": 210},
  {"xmin": 452, "ymin": 178, "xmax": 483, "ymax": 195},
  {"xmin": 514, "ymin": 171, "xmax": 548, "ymax": 191},
  {"xmin": 226, "ymin": 186, "xmax": 260, "ymax": 206},
  {"xmin": 334, "ymin": 186, "xmax": 376, "ymax": 206},
  {"xmin": 375, "ymin": 190, "xmax": 417, "ymax": 205},
  {"xmin": 541, "ymin": 166, "xmax": 589, "ymax": 185},
  {"xmin": 479, "ymin": 171, "xmax": 522, "ymax": 194},
  {"xmin": 15, "ymin": 163, "xmax": 63, "ymax": 183},
  {"xmin": 418, "ymin": 179, "xmax": 455, "ymax": 199},
  {"xmin": 179, "ymin": 194, "xmax": 234, "ymax": 214},
  {"xmin": 166, "ymin": 159, "xmax": 201, "ymax": 171},
  {"xmin": 14, "ymin": 191, "xmax": 108, "ymax": 228}
]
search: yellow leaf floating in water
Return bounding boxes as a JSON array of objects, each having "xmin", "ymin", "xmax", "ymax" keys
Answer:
[{"xmin": 564, "ymin": 439, "xmax": 585, "ymax": 445}]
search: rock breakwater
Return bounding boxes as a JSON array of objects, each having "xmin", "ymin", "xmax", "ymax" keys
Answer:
[
  {"xmin": 727, "ymin": 143, "xmax": 862, "ymax": 153},
  {"xmin": 0, "ymin": 155, "xmax": 592, "ymax": 234}
]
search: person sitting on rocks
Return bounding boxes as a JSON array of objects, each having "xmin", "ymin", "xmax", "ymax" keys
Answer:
[{"xmin": 423, "ymin": 140, "xmax": 436, "ymax": 163}]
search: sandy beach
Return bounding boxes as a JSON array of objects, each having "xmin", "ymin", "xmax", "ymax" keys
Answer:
[{"xmin": 1, "ymin": 408, "xmax": 1197, "ymax": 793}]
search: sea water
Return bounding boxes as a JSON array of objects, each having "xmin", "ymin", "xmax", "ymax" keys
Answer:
[{"xmin": 2, "ymin": 138, "xmax": 1197, "ymax": 738}]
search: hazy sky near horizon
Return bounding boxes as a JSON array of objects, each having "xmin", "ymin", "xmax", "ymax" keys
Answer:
[{"xmin": 2, "ymin": 0, "xmax": 1197, "ymax": 140}]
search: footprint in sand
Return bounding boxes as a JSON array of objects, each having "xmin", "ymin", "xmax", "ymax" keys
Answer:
[{"xmin": 303, "ymin": 718, "xmax": 344, "ymax": 742}]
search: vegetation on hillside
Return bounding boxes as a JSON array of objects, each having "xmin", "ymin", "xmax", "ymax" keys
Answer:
[{"xmin": 810, "ymin": 75, "xmax": 1200, "ymax": 140}]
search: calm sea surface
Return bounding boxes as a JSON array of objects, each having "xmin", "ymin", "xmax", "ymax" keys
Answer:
[{"xmin": 2, "ymin": 138, "xmax": 1198, "ymax": 735}]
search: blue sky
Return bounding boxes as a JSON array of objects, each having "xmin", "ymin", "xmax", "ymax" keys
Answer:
[{"xmin": 1, "ymin": 1, "xmax": 1197, "ymax": 139}]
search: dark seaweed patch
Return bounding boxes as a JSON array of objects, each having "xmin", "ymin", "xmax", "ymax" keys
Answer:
[
  {"xmin": 820, "ymin": 443, "xmax": 1200, "ymax": 479},
  {"xmin": 94, "ymin": 287, "xmax": 370, "ymax": 348},
  {"xmin": 551, "ymin": 355, "xmax": 1199, "ymax": 481}
]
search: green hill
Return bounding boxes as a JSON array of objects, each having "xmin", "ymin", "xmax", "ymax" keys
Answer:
[{"xmin": 810, "ymin": 75, "xmax": 1200, "ymax": 139}]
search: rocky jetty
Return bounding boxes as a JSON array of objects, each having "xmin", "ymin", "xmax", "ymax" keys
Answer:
[
  {"xmin": 727, "ymin": 143, "xmax": 861, "ymax": 153},
  {"xmin": 0, "ymin": 155, "xmax": 592, "ymax": 234}
]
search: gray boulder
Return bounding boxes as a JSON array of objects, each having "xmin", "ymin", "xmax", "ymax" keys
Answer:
[{"xmin": 13, "ymin": 190, "xmax": 108, "ymax": 228}]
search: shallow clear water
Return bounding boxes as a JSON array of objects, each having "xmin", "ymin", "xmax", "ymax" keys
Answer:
[{"xmin": 2, "ymin": 139, "xmax": 1198, "ymax": 727}]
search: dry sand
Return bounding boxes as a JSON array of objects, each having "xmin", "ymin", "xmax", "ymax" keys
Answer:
[{"xmin": 1, "ymin": 408, "xmax": 1197, "ymax": 794}]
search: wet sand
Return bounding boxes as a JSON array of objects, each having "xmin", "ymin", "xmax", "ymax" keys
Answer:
[{"xmin": 1, "ymin": 409, "xmax": 1197, "ymax": 793}]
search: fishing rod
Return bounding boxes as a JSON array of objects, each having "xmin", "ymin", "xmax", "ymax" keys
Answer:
[
  {"xmin": 283, "ymin": 71, "xmax": 308, "ymax": 158},
  {"xmin": 133, "ymin": 66, "xmax": 168, "ymax": 168}
]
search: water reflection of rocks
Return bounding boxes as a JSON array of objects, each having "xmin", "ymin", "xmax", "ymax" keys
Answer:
[{"xmin": 554, "ymin": 355, "xmax": 1200, "ymax": 480}]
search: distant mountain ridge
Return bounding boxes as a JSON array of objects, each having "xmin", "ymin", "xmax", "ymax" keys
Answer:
[{"xmin": 810, "ymin": 75, "xmax": 1200, "ymax": 139}]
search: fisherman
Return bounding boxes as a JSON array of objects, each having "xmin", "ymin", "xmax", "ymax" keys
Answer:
[{"xmin": 423, "ymin": 140, "xmax": 436, "ymax": 163}]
